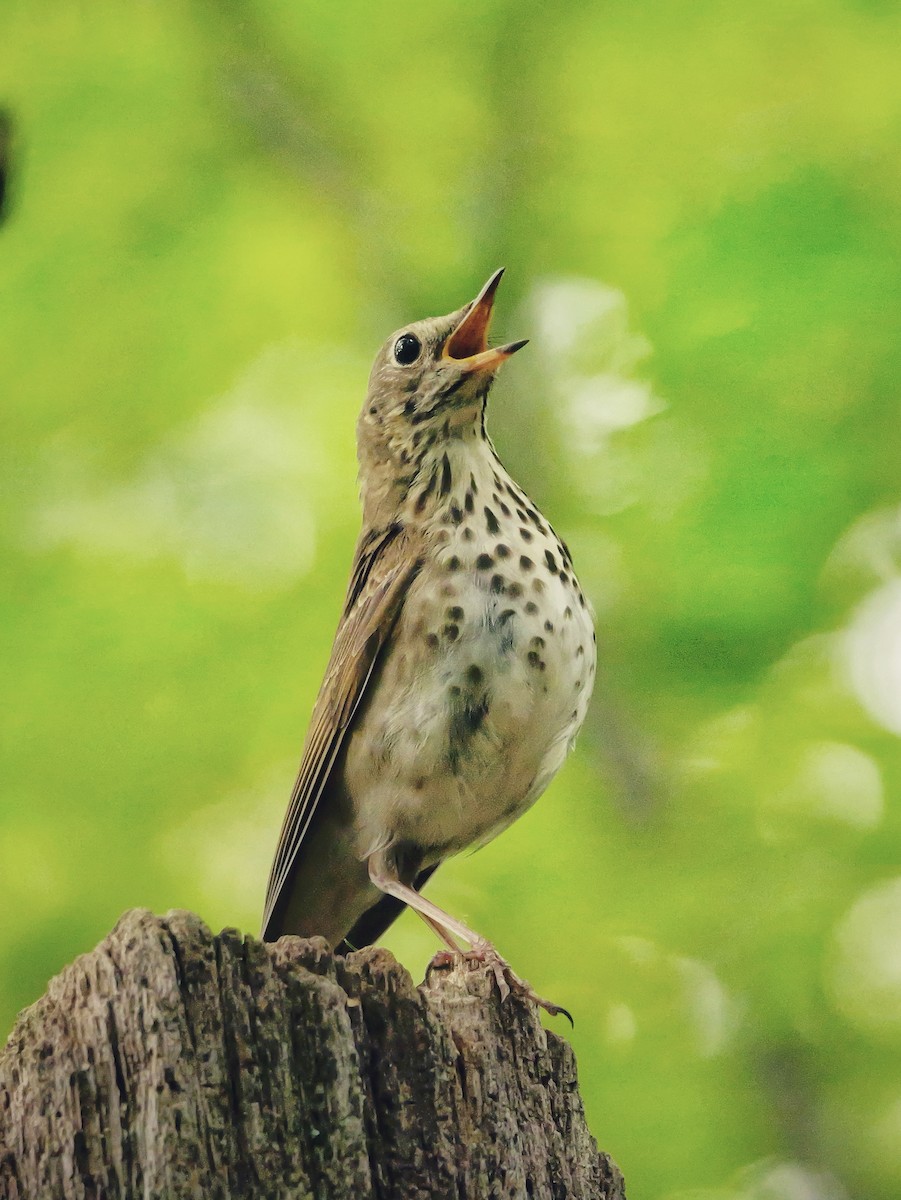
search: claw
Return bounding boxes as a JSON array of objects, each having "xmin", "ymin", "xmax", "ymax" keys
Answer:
[
  {"xmin": 429, "ymin": 942, "xmax": 572, "ymax": 1022},
  {"xmin": 497, "ymin": 963, "xmax": 574, "ymax": 1024},
  {"xmin": 491, "ymin": 957, "xmax": 511, "ymax": 1003}
]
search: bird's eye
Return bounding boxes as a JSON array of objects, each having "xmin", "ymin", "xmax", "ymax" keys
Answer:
[{"xmin": 393, "ymin": 333, "xmax": 422, "ymax": 365}]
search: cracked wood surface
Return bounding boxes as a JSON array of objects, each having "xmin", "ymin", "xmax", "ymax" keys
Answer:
[{"xmin": 0, "ymin": 909, "xmax": 626, "ymax": 1200}]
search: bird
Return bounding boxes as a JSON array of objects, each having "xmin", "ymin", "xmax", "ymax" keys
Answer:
[{"xmin": 262, "ymin": 269, "xmax": 596, "ymax": 1014}]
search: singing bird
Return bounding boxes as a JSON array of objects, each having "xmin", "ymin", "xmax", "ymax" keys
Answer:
[{"xmin": 262, "ymin": 270, "xmax": 595, "ymax": 1012}]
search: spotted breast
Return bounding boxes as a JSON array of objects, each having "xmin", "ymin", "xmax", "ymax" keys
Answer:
[{"xmin": 344, "ymin": 432, "xmax": 596, "ymax": 872}]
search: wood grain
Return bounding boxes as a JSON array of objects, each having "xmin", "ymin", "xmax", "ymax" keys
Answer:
[{"xmin": 0, "ymin": 909, "xmax": 625, "ymax": 1199}]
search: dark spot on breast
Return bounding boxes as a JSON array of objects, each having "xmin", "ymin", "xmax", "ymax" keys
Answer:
[
  {"xmin": 525, "ymin": 601, "xmax": 538, "ymax": 614},
  {"xmin": 519, "ymin": 556, "xmax": 533, "ymax": 570},
  {"xmin": 464, "ymin": 490, "xmax": 474, "ymax": 513},
  {"xmin": 439, "ymin": 453, "xmax": 453, "ymax": 498},
  {"xmin": 426, "ymin": 633, "xmax": 439, "ymax": 648},
  {"xmin": 444, "ymin": 623, "xmax": 460, "ymax": 641},
  {"xmin": 490, "ymin": 574, "xmax": 506, "ymax": 594},
  {"xmin": 496, "ymin": 544, "xmax": 510, "ymax": 558},
  {"xmin": 484, "ymin": 507, "xmax": 500, "ymax": 534},
  {"xmin": 449, "ymin": 684, "xmax": 461, "ymax": 698},
  {"xmin": 531, "ymin": 636, "xmax": 545, "ymax": 649},
  {"xmin": 520, "ymin": 528, "xmax": 533, "ymax": 542},
  {"xmin": 575, "ymin": 680, "xmax": 582, "ymax": 690},
  {"xmin": 414, "ymin": 777, "xmax": 426, "ymax": 791},
  {"xmin": 515, "ymin": 508, "xmax": 527, "ymax": 522},
  {"xmin": 579, "ymin": 592, "xmax": 586, "ymax": 607},
  {"xmin": 564, "ymin": 606, "xmax": 573, "ymax": 619},
  {"xmin": 507, "ymin": 582, "xmax": 523, "ymax": 598},
  {"xmin": 532, "ymin": 577, "xmax": 545, "ymax": 593},
  {"xmin": 499, "ymin": 501, "xmax": 512, "ymax": 517},
  {"xmin": 449, "ymin": 503, "xmax": 463, "ymax": 525},
  {"xmin": 527, "ymin": 651, "xmax": 543, "ymax": 668},
  {"xmin": 447, "ymin": 606, "xmax": 464, "ymax": 620},
  {"xmin": 576, "ymin": 644, "xmax": 584, "ymax": 656},
  {"xmin": 544, "ymin": 550, "xmax": 558, "ymax": 574},
  {"xmin": 369, "ymin": 405, "xmax": 377, "ymax": 416},
  {"xmin": 544, "ymin": 620, "xmax": 554, "ymax": 633},
  {"xmin": 560, "ymin": 573, "xmax": 570, "ymax": 586},
  {"xmin": 488, "ymin": 603, "xmax": 517, "ymax": 653},
  {"xmin": 404, "ymin": 398, "xmax": 417, "ymax": 415},
  {"xmin": 466, "ymin": 664, "xmax": 483, "ymax": 686},
  {"xmin": 415, "ymin": 465, "xmax": 438, "ymax": 512},
  {"xmin": 463, "ymin": 527, "xmax": 474, "ymax": 541},
  {"xmin": 448, "ymin": 689, "xmax": 490, "ymax": 772},
  {"xmin": 469, "ymin": 473, "xmax": 478, "ymax": 495},
  {"xmin": 447, "ymin": 556, "xmax": 461, "ymax": 572},
  {"xmin": 476, "ymin": 553, "xmax": 493, "ymax": 570}
]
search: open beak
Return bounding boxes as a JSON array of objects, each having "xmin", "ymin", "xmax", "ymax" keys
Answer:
[{"xmin": 442, "ymin": 268, "xmax": 528, "ymax": 374}]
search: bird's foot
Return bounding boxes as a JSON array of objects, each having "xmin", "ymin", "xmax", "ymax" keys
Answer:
[{"xmin": 429, "ymin": 942, "xmax": 572, "ymax": 1024}]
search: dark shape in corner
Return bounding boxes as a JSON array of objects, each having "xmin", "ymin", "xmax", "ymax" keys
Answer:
[{"xmin": 0, "ymin": 109, "xmax": 14, "ymax": 226}]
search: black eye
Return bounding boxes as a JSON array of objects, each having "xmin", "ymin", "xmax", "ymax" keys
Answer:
[{"xmin": 393, "ymin": 333, "xmax": 422, "ymax": 365}]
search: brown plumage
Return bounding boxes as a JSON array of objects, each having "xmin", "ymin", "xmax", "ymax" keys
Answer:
[
  {"xmin": 262, "ymin": 522, "xmax": 423, "ymax": 943},
  {"xmin": 262, "ymin": 270, "xmax": 595, "ymax": 1015}
]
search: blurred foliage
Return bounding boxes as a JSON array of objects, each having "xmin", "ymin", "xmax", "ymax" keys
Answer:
[{"xmin": 3, "ymin": 2, "xmax": 901, "ymax": 1197}]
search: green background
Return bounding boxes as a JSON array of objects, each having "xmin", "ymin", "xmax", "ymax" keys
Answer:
[{"xmin": 3, "ymin": 3, "xmax": 901, "ymax": 1197}]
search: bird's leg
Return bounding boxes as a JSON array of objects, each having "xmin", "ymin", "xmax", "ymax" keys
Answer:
[
  {"xmin": 368, "ymin": 855, "xmax": 487, "ymax": 946},
  {"xmin": 367, "ymin": 856, "xmax": 572, "ymax": 1021},
  {"xmin": 420, "ymin": 913, "xmax": 465, "ymax": 954}
]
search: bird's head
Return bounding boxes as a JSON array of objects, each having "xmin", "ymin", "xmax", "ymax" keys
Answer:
[{"xmin": 357, "ymin": 269, "xmax": 526, "ymax": 522}]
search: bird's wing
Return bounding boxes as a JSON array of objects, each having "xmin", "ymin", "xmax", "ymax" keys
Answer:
[{"xmin": 261, "ymin": 522, "xmax": 422, "ymax": 940}]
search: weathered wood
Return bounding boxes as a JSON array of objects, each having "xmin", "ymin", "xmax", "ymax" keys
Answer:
[{"xmin": 0, "ymin": 909, "xmax": 625, "ymax": 1199}]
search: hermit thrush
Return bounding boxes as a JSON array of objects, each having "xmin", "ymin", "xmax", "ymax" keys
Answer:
[{"xmin": 262, "ymin": 270, "xmax": 596, "ymax": 1014}]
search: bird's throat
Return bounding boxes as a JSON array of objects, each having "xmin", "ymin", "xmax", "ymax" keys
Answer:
[{"xmin": 401, "ymin": 426, "xmax": 503, "ymax": 529}]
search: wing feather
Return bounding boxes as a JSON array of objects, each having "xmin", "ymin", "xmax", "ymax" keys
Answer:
[{"xmin": 261, "ymin": 523, "xmax": 422, "ymax": 939}]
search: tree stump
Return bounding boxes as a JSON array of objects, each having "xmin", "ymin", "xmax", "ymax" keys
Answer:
[{"xmin": 0, "ymin": 909, "xmax": 625, "ymax": 1199}]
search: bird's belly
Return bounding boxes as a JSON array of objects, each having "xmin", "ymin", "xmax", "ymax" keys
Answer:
[{"xmin": 344, "ymin": 560, "xmax": 595, "ymax": 864}]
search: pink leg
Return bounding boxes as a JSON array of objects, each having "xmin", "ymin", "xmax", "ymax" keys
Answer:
[{"xmin": 367, "ymin": 855, "xmax": 572, "ymax": 1021}]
